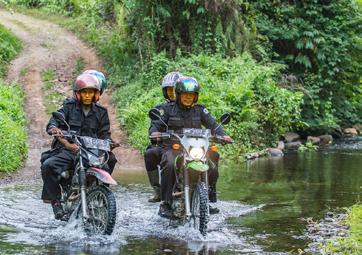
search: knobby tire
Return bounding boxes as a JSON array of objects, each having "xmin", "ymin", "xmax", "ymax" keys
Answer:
[{"xmin": 191, "ymin": 182, "xmax": 209, "ymax": 236}]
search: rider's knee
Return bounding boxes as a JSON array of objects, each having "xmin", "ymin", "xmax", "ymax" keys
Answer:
[{"xmin": 41, "ymin": 158, "xmax": 53, "ymax": 174}]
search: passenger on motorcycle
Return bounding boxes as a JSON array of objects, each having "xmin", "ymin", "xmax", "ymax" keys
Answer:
[
  {"xmin": 149, "ymin": 76, "xmax": 232, "ymax": 218},
  {"xmin": 144, "ymin": 71, "xmax": 183, "ymax": 203},
  {"xmin": 41, "ymin": 72, "xmax": 117, "ymax": 220}
]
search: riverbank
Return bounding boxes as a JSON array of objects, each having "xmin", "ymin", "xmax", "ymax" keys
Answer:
[{"xmin": 305, "ymin": 203, "xmax": 361, "ymax": 254}]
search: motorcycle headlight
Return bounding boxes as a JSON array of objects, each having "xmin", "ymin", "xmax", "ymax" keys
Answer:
[
  {"xmin": 189, "ymin": 147, "xmax": 204, "ymax": 160},
  {"xmin": 87, "ymin": 152, "xmax": 105, "ymax": 166}
]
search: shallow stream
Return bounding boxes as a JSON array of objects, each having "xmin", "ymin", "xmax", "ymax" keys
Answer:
[{"xmin": 0, "ymin": 136, "xmax": 361, "ymax": 254}]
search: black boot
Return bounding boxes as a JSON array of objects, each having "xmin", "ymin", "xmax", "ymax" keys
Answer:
[
  {"xmin": 51, "ymin": 200, "xmax": 65, "ymax": 220},
  {"xmin": 209, "ymin": 185, "xmax": 217, "ymax": 203},
  {"xmin": 209, "ymin": 205, "xmax": 220, "ymax": 214},
  {"xmin": 147, "ymin": 169, "xmax": 161, "ymax": 202},
  {"xmin": 208, "ymin": 185, "xmax": 219, "ymax": 214},
  {"xmin": 158, "ymin": 201, "xmax": 173, "ymax": 219}
]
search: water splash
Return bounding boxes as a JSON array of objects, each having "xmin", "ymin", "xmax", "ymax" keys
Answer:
[{"xmin": 0, "ymin": 180, "xmax": 263, "ymax": 254}]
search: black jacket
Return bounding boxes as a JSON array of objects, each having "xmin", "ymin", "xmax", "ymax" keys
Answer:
[
  {"xmin": 47, "ymin": 98, "xmax": 111, "ymax": 147},
  {"xmin": 149, "ymin": 102, "xmax": 226, "ymax": 136}
]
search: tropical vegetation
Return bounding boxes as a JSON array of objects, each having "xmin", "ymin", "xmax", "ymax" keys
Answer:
[{"xmin": 2, "ymin": 0, "xmax": 360, "ymax": 155}]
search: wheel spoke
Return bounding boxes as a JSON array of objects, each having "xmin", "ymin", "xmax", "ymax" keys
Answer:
[{"xmin": 86, "ymin": 188, "xmax": 110, "ymax": 234}]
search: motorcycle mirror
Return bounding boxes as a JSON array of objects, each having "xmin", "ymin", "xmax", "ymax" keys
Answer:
[
  {"xmin": 214, "ymin": 113, "xmax": 231, "ymax": 133},
  {"xmin": 148, "ymin": 108, "xmax": 161, "ymax": 120},
  {"xmin": 52, "ymin": 111, "xmax": 65, "ymax": 122},
  {"xmin": 220, "ymin": 113, "xmax": 231, "ymax": 125},
  {"xmin": 148, "ymin": 108, "xmax": 169, "ymax": 131},
  {"xmin": 52, "ymin": 111, "xmax": 70, "ymax": 132}
]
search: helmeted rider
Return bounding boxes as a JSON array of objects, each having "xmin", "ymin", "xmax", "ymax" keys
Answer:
[
  {"xmin": 149, "ymin": 76, "xmax": 232, "ymax": 218},
  {"xmin": 144, "ymin": 71, "xmax": 183, "ymax": 202},
  {"xmin": 40, "ymin": 72, "xmax": 117, "ymax": 220}
]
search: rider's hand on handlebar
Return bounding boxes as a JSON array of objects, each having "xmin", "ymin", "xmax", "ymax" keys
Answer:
[
  {"xmin": 223, "ymin": 135, "xmax": 233, "ymax": 143},
  {"xmin": 65, "ymin": 143, "xmax": 79, "ymax": 153},
  {"xmin": 111, "ymin": 140, "xmax": 120, "ymax": 150},
  {"xmin": 50, "ymin": 127, "xmax": 63, "ymax": 137}
]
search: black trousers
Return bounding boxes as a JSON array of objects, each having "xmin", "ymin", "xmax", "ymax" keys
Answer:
[
  {"xmin": 41, "ymin": 149, "xmax": 117, "ymax": 201},
  {"xmin": 144, "ymin": 145, "xmax": 162, "ymax": 172},
  {"xmin": 160, "ymin": 149, "xmax": 220, "ymax": 203}
]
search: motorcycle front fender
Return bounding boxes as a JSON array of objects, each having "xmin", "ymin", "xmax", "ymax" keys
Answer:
[
  {"xmin": 87, "ymin": 167, "xmax": 117, "ymax": 185},
  {"xmin": 186, "ymin": 161, "xmax": 209, "ymax": 172}
]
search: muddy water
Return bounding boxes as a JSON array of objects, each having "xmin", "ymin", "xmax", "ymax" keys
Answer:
[{"xmin": 0, "ymin": 137, "xmax": 361, "ymax": 255}]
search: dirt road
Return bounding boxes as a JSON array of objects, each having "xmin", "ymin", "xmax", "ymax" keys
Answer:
[{"xmin": 0, "ymin": 9, "xmax": 144, "ymax": 184}]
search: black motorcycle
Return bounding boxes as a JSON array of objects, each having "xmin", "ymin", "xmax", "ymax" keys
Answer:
[
  {"xmin": 149, "ymin": 109, "xmax": 232, "ymax": 236},
  {"xmin": 52, "ymin": 112, "xmax": 118, "ymax": 235}
]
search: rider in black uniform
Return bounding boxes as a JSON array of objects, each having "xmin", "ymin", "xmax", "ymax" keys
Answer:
[
  {"xmin": 41, "ymin": 73, "xmax": 117, "ymax": 220},
  {"xmin": 150, "ymin": 76, "xmax": 232, "ymax": 217}
]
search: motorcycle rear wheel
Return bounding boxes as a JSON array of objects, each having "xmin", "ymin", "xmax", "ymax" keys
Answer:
[
  {"xmin": 190, "ymin": 182, "xmax": 209, "ymax": 236},
  {"xmin": 84, "ymin": 185, "xmax": 117, "ymax": 235}
]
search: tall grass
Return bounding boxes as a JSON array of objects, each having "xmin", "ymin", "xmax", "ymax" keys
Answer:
[
  {"xmin": 0, "ymin": 24, "xmax": 26, "ymax": 173},
  {"xmin": 323, "ymin": 203, "xmax": 362, "ymax": 254},
  {"xmin": 0, "ymin": 24, "xmax": 22, "ymax": 77}
]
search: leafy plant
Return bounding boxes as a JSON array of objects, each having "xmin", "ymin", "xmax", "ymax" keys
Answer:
[
  {"xmin": 0, "ymin": 82, "xmax": 27, "ymax": 172},
  {"xmin": 250, "ymin": 0, "xmax": 362, "ymax": 129},
  {"xmin": 0, "ymin": 24, "xmax": 22, "ymax": 77},
  {"xmin": 297, "ymin": 141, "xmax": 318, "ymax": 153}
]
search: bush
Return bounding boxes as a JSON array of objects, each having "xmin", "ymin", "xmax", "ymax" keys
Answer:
[
  {"xmin": 0, "ymin": 20, "xmax": 26, "ymax": 172},
  {"xmin": 250, "ymin": 0, "xmax": 362, "ymax": 129},
  {"xmin": 0, "ymin": 24, "xmax": 22, "ymax": 77},
  {"xmin": 0, "ymin": 83, "xmax": 27, "ymax": 172}
]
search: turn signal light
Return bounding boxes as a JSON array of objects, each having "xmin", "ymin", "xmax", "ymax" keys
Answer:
[
  {"xmin": 210, "ymin": 145, "xmax": 219, "ymax": 151},
  {"xmin": 172, "ymin": 144, "xmax": 181, "ymax": 150}
]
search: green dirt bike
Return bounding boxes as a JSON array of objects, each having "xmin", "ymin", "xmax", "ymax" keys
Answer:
[{"xmin": 149, "ymin": 109, "xmax": 232, "ymax": 236}]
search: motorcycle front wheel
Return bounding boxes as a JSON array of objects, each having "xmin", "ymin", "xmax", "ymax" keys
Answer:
[
  {"xmin": 190, "ymin": 181, "xmax": 209, "ymax": 236},
  {"xmin": 84, "ymin": 185, "xmax": 117, "ymax": 235}
]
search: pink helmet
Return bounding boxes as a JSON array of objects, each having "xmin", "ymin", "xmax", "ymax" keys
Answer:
[{"xmin": 73, "ymin": 74, "xmax": 101, "ymax": 102}]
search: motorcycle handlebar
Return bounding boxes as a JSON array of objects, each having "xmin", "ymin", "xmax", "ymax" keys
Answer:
[
  {"xmin": 213, "ymin": 135, "xmax": 233, "ymax": 145},
  {"xmin": 52, "ymin": 131, "xmax": 120, "ymax": 148},
  {"xmin": 149, "ymin": 132, "xmax": 233, "ymax": 145}
]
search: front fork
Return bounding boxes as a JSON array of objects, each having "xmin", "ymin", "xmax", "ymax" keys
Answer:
[
  {"xmin": 79, "ymin": 158, "xmax": 89, "ymax": 220},
  {"xmin": 183, "ymin": 165, "xmax": 209, "ymax": 221}
]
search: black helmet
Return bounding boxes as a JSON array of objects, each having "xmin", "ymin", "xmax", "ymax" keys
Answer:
[
  {"xmin": 161, "ymin": 71, "xmax": 183, "ymax": 100},
  {"xmin": 175, "ymin": 76, "xmax": 199, "ymax": 105}
]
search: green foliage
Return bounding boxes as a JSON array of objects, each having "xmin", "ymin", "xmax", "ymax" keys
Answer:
[
  {"xmin": 123, "ymin": 0, "xmax": 265, "ymax": 61},
  {"xmin": 297, "ymin": 141, "xmax": 318, "ymax": 153},
  {"xmin": 0, "ymin": 23, "xmax": 26, "ymax": 172},
  {"xmin": 0, "ymin": 83, "xmax": 27, "ymax": 172},
  {"xmin": 250, "ymin": 0, "xmax": 362, "ymax": 129},
  {"xmin": 0, "ymin": 24, "xmax": 22, "ymax": 77}
]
